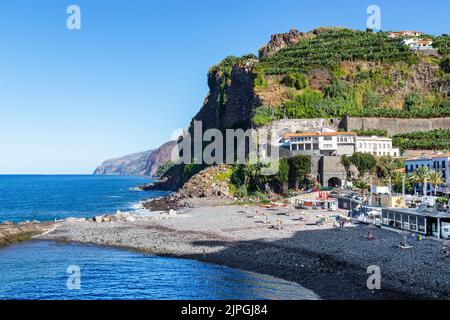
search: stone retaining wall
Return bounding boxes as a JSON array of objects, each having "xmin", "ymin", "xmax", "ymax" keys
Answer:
[{"xmin": 342, "ymin": 117, "xmax": 450, "ymax": 136}]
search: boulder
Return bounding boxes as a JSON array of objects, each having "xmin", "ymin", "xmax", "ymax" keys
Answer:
[
  {"xmin": 126, "ymin": 216, "xmax": 137, "ymax": 222},
  {"xmin": 94, "ymin": 216, "xmax": 105, "ymax": 223}
]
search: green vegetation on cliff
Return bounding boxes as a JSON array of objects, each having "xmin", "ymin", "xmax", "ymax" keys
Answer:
[
  {"xmin": 353, "ymin": 129, "xmax": 388, "ymax": 137},
  {"xmin": 229, "ymin": 155, "xmax": 311, "ymax": 196},
  {"xmin": 393, "ymin": 129, "xmax": 450, "ymax": 151},
  {"xmin": 260, "ymin": 29, "xmax": 414, "ymax": 74}
]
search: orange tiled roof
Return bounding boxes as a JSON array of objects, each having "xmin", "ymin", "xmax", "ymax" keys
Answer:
[
  {"xmin": 283, "ymin": 131, "xmax": 355, "ymax": 139},
  {"xmin": 415, "ymin": 39, "xmax": 432, "ymax": 44}
]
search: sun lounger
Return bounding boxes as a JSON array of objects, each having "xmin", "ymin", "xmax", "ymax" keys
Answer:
[{"xmin": 396, "ymin": 243, "xmax": 413, "ymax": 249}]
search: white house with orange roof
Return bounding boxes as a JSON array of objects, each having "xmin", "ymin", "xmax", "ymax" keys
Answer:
[
  {"xmin": 405, "ymin": 153, "xmax": 450, "ymax": 195},
  {"xmin": 388, "ymin": 30, "xmax": 424, "ymax": 38},
  {"xmin": 403, "ymin": 38, "xmax": 433, "ymax": 50},
  {"xmin": 281, "ymin": 130, "xmax": 357, "ymax": 156},
  {"xmin": 281, "ymin": 130, "xmax": 400, "ymax": 157}
]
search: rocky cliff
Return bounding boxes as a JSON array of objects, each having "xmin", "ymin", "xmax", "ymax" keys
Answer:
[
  {"xmin": 93, "ymin": 141, "xmax": 176, "ymax": 176},
  {"xmin": 142, "ymin": 141, "xmax": 177, "ymax": 176},
  {"xmin": 143, "ymin": 27, "xmax": 450, "ymax": 191}
]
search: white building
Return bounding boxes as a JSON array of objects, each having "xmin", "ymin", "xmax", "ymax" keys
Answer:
[
  {"xmin": 355, "ymin": 136, "xmax": 400, "ymax": 157},
  {"xmin": 281, "ymin": 131, "xmax": 356, "ymax": 156},
  {"xmin": 388, "ymin": 31, "xmax": 424, "ymax": 38},
  {"xmin": 403, "ymin": 38, "xmax": 433, "ymax": 50},
  {"xmin": 281, "ymin": 130, "xmax": 400, "ymax": 158},
  {"xmin": 405, "ymin": 153, "xmax": 450, "ymax": 195}
]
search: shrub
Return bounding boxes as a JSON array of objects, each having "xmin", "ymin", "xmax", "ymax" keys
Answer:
[
  {"xmin": 288, "ymin": 155, "xmax": 311, "ymax": 189},
  {"xmin": 281, "ymin": 72, "xmax": 309, "ymax": 90},
  {"xmin": 441, "ymin": 56, "xmax": 450, "ymax": 73},
  {"xmin": 362, "ymin": 89, "xmax": 381, "ymax": 109},
  {"xmin": 324, "ymin": 80, "xmax": 355, "ymax": 100},
  {"xmin": 353, "ymin": 129, "xmax": 388, "ymax": 137},
  {"xmin": 281, "ymin": 89, "xmax": 323, "ymax": 118},
  {"xmin": 253, "ymin": 65, "xmax": 268, "ymax": 88},
  {"xmin": 252, "ymin": 106, "xmax": 280, "ymax": 126},
  {"xmin": 349, "ymin": 152, "xmax": 377, "ymax": 174},
  {"xmin": 404, "ymin": 92, "xmax": 423, "ymax": 111}
]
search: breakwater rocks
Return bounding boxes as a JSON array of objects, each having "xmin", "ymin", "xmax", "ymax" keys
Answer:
[
  {"xmin": 0, "ymin": 221, "xmax": 56, "ymax": 247},
  {"xmin": 82, "ymin": 210, "xmax": 179, "ymax": 224}
]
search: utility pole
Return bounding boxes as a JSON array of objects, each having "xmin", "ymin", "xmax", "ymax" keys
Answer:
[
  {"xmin": 402, "ymin": 175, "xmax": 406, "ymax": 196},
  {"xmin": 389, "ymin": 176, "xmax": 392, "ymax": 195}
]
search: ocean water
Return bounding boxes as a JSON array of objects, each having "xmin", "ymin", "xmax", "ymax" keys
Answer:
[
  {"xmin": 0, "ymin": 175, "xmax": 318, "ymax": 300},
  {"xmin": 0, "ymin": 241, "xmax": 318, "ymax": 300},
  {"xmin": 0, "ymin": 175, "xmax": 165, "ymax": 223}
]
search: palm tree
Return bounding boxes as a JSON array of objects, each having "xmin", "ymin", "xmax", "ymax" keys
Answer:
[
  {"xmin": 429, "ymin": 170, "xmax": 445, "ymax": 196},
  {"xmin": 409, "ymin": 166, "xmax": 431, "ymax": 196},
  {"xmin": 354, "ymin": 180, "xmax": 369, "ymax": 203},
  {"xmin": 392, "ymin": 171, "xmax": 410, "ymax": 194}
]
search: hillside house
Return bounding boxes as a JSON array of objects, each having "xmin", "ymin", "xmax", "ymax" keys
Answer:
[{"xmin": 388, "ymin": 30, "xmax": 424, "ymax": 38}]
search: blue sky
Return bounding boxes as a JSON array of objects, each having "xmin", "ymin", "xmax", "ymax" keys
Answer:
[{"xmin": 0, "ymin": 0, "xmax": 448, "ymax": 174}]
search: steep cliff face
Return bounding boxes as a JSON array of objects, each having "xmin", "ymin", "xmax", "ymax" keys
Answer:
[
  {"xmin": 190, "ymin": 63, "xmax": 258, "ymax": 133},
  {"xmin": 259, "ymin": 29, "xmax": 313, "ymax": 58},
  {"xmin": 93, "ymin": 150, "xmax": 153, "ymax": 175},
  {"xmin": 93, "ymin": 141, "xmax": 176, "ymax": 176},
  {"xmin": 143, "ymin": 141, "xmax": 177, "ymax": 176},
  {"xmin": 142, "ymin": 27, "xmax": 450, "ymax": 192}
]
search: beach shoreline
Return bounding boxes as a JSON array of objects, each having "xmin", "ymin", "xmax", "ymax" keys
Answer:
[{"xmin": 38, "ymin": 204, "xmax": 450, "ymax": 300}]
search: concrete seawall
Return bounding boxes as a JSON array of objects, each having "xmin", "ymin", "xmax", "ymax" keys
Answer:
[{"xmin": 0, "ymin": 222, "xmax": 56, "ymax": 247}]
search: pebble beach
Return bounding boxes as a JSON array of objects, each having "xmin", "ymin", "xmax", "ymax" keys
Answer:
[{"xmin": 39, "ymin": 204, "xmax": 450, "ymax": 300}]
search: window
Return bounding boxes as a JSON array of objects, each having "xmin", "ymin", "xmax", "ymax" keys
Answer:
[
  {"xmin": 324, "ymin": 144, "xmax": 333, "ymax": 148},
  {"xmin": 324, "ymin": 137, "xmax": 332, "ymax": 141}
]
